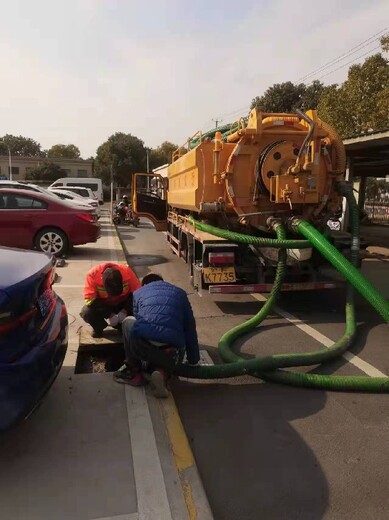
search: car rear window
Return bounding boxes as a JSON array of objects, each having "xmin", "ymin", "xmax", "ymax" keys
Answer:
[
  {"xmin": 68, "ymin": 182, "xmax": 99, "ymax": 191},
  {"xmin": 70, "ymin": 188, "xmax": 88, "ymax": 197}
]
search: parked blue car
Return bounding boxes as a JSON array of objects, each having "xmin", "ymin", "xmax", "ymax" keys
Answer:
[{"xmin": 0, "ymin": 247, "xmax": 68, "ymax": 432}]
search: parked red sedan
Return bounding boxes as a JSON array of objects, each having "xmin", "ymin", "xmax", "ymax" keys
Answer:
[{"xmin": 0, "ymin": 189, "xmax": 101, "ymax": 256}]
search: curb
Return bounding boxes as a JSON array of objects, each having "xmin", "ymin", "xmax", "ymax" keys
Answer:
[
  {"xmin": 161, "ymin": 396, "xmax": 214, "ymax": 520},
  {"xmin": 113, "ymin": 222, "xmax": 214, "ymax": 520}
]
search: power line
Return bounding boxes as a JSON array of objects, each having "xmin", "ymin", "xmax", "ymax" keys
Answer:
[
  {"xmin": 204, "ymin": 29, "xmax": 386, "ymax": 134},
  {"xmin": 201, "ymin": 107, "xmax": 250, "ymax": 134},
  {"xmin": 298, "ymin": 26, "xmax": 388, "ymax": 82},
  {"xmin": 216, "ymin": 105, "xmax": 250, "ymax": 120},
  {"xmin": 315, "ymin": 44, "xmax": 382, "ymax": 81},
  {"xmin": 212, "ymin": 118, "xmax": 223, "ymax": 128}
]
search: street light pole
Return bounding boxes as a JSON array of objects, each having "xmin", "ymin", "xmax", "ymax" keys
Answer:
[
  {"xmin": 8, "ymin": 148, "xmax": 12, "ymax": 181},
  {"xmin": 110, "ymin": 163, "xmax": 114, "ymax": 219}
]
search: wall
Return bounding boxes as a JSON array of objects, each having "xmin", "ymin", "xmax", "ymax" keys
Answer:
[{"xmin": 0, "ymin": 156, "xmax": 93, "ymax": 181}]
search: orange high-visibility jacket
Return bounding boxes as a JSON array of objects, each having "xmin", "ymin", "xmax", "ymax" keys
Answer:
[{"xmin": 83, "ymin": 262, "xmax": 141, "ymax": 306}]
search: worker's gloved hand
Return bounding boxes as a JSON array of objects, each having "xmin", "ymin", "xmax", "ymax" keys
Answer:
[
  {"xmin": 108, "ymin": 314, "xmax": 119, "ymax": 327},
  {"xmin": 117, "ymin": 310, "xmax": 127, "ymax": 323}
]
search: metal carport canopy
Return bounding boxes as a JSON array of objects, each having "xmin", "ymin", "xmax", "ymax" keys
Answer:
[{"xmin": 344, "ymin": 129, "xmax": 389, "ymax": 178}]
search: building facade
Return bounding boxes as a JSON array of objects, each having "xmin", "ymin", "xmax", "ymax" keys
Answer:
[
  {"xmin": 152, "ymin": 163, "xmax": 169, "ymax": 178},
  {"xmin": 0, "ymin": 156, "xmax": 93, "ymax": 181}
]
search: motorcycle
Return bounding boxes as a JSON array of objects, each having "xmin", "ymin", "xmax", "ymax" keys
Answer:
[
  {"xmin": 125, "ymin": 209, "xmax": 140, "ymax": 228},
  {"xmin": 113, "ymin": 202, "xmax": 139, "ymax": 227}
]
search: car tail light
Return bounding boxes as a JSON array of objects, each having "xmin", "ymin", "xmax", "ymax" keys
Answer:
[
  {"xmin": 0, "ymin": 307, "xmax": 38, "ymax": 335},
  {"xmin": 0, "ymin": 268, "xmax": 56, "ymax": 336},
  {"xmin": 77, "ymin": 213, "xmax": 95, "ymax": 223},
  {"xmin": 208, "ymin": 252, "xmax": 235, "ymax": 265}
]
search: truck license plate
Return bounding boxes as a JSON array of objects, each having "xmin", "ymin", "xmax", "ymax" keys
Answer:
[{"xmin": 203, "ymin": 267, "xmax": 236, "ymax": 284}]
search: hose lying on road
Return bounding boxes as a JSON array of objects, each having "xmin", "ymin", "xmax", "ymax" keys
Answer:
[{"xmin": 175, "ymin": 183, "xmax": 389, "ymax": 393}]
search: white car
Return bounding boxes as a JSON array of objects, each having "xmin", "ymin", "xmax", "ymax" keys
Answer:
[
  {"xmin": 50, "ymin": 185, "xmax": 97, "ymax": 201},
  {"xmin": 48, "ymin": 188, "xmax": 101, "ymax": 217}
]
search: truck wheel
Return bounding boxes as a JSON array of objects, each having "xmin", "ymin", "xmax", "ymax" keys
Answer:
[{"xmin": 35, "ymin": 228, "xmax": 68, "ymax": 256}]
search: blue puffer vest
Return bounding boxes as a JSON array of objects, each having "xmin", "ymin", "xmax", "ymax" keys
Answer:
[{"xmin": 132, "ymin": 281, "xmax": 199, "ymax": 364}]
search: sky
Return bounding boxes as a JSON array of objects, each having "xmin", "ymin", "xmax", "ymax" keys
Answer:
[{"xmin": 0, "ymin": 0, "xmax": 388, "ymax": 158}]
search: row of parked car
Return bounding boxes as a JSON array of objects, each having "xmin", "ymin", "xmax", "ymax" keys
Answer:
[
  {"xmin": 0, "ymin": 181, "xmax": 103, "ymax": 432},
  {"xmin": 0, "ymin": 180, "xmax": 102, "ymax": 256}
]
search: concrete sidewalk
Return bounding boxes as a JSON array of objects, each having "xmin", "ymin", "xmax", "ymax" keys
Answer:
[{"xmin": 0, "ymin": 213, "xmax": 212, "ymax": 520}]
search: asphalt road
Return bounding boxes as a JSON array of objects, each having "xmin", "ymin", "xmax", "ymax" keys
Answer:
[{"xmin": 118, "ymin": 220, "xmax": 389, "ymax": 520}]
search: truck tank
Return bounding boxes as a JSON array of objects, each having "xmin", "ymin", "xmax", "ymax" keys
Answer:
[{"xmin": 167, "ymin": 108, "xmax": 345, "ymax": 231}]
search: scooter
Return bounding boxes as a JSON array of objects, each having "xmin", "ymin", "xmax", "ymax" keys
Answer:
[
  {"xmin": 113, "ymin": 202, "xmax": 140, "ymax": 227},
  {"xmin": 112, "ymin": 202, "xmax": 126, "ymax": 225},
  {"xmin": 125, "ymin": 208, "xmax": 140, "ymax": 228}
]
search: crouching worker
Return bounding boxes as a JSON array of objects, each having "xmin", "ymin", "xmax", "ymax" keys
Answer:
[
  {"xmin": 80, "ymin": 263, "xmax": 141, "ymax": 338},
  {"xmin": 113, "ymin": 274, "xmax": 200, "ymax": 397}
]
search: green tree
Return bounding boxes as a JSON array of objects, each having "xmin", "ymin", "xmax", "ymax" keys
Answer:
[
  {"xmin": 149, "ymin": 141, "xmax": 178, "ymax": 169},
  {"xmin": 318, "ymin": 43, "xmax": 389, "ymax": 137},
  {"xmin": 0, "ymin": 134, "xmax": 45, "ymax": 157},
  {"xmin": 366, "ymin": 178, "xmax": 379, "ymax": 200},
  {"xmin": 48, "ymin": 144, "xmax": 81, "ymax": 159},
  {"xmin": 301, "ymin": 81, "xmax": 330, "ymax": 110},
  {"xmin": 251, "ymin": 82, "xmax": 306, "ymax": 112},
  {"xmin": 316, "ymin": 84, "xmax": 353, "ymax": 136},
  {"xmin": 381, "ymin": 35, "xmax": 389, "ymax": 53},
  {"xmin": 366, "ymin": 178, "xmax": 389, "ymax": 201},
  {"xmin": 25, "ymin": 162, "xmax": 66, "ymax": 182},
  {"xmin": 251, "ymin": 80, "xmax": 330, "ymax": 113},
  {"xmin": 94, "ymin": 133, "xmax": 146, "ymax": 186}
]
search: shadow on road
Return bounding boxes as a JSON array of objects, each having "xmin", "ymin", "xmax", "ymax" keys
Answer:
[
  {"xmin": 173, "ymin": 378, "xmax": 329, "ymax": 520},
  {"xmin": 126, "ymin": 254, "xmax": 169, "ymax": 278},
  {"xmin": 0, "ymin": 366, "xmax": 136, "ymax": 520}
]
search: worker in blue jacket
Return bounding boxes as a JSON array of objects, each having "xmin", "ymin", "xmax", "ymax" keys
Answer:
[{"xmin": 113, "ymin": 273, "xmax": 200, "ymax": 397}]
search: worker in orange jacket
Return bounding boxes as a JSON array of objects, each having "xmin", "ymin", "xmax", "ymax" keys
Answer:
[{"xmin": 80, "ymin": 262, "xmax": 141, "ymax": 337}]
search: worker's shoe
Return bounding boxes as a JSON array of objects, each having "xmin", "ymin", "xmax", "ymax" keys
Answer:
[
  {"xmin": 150, "ymin": 369, "xmax": 169, "ymax": 398},
  {"xmin": 91, "ymin": 329, "xmax": 104, "ymax": 338},
  {"xmin": 113, "ymin": 365, "xmax": 146, "ymax": 386}
]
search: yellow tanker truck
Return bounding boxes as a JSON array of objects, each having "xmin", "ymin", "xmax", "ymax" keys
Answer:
[{"xmin": 133, "ymin": 108, "xmax": 358, "ymax": 295}]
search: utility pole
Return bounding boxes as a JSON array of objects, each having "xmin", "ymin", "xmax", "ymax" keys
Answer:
[
  {"xmin": 0, "ymin": 139, "xmax": 12, "ymax": 180},
  {"xmin": 8, "ymin": 148, "xmax": 13, "ymax": 181},
  {"xmin": 110, "ymin": 163, "xmax": 114, "ymax": 218},
  {"xmin": 212, "ymin": 118, "xmax": 222, "ymax": 128}
]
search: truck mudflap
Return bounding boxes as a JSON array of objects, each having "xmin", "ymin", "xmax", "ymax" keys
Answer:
[{"xmin": 209, "ymin": 281, "xmax": 340, "ymax": 294}]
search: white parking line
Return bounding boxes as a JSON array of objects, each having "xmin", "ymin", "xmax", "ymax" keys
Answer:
[
  {"xmin": 125, "ymin": 387, "xmax": 173, "ymax": 520},
  {"xmin": 109, "ymin": 222, "xmax": 173, "ymax": 520},
  {"xmin": 252, "ymin": 293, "xmax": 386, "ymax": 378},
  {"xmin": 92, "ymin": 513, "xmax": 138, "ymax": 520},
  {"xmin": 107, "ymin": 223, "xmax": 119, "ymax": 263}
]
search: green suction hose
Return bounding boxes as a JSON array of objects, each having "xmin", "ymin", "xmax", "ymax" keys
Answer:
[
  {"xmin": 188, "ymin": 217, "xmax": 310, "ymax": 249},
  {"xmin": 293, "ymin": 219, "xmax": 389, "ymax": 322},
  {"xmin": 175, "ymin": 183, "xmax": 389, "ymax": 392}
]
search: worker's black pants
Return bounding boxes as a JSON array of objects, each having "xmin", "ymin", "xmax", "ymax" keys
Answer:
[
  {"xmin": 122, "ymin": 317, "xmax": 183, "ymax": 376},
  {"xmin": 80, "ymin": 295, "xmax": 133, "ymax": 333}
]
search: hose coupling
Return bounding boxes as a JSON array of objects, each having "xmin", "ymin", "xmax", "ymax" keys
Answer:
[
  {"xmin": 266, "ymin": 216, "xmax": 282, "ymax": 232},
  {"xmin": 286, "ymin": 216, "xmax": 302, "ymax": 233}
]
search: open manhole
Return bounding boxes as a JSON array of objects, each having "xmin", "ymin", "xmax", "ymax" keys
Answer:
[{"xmin": 75, "ymin": 344, "xmax": 125, "ymax": 374}]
